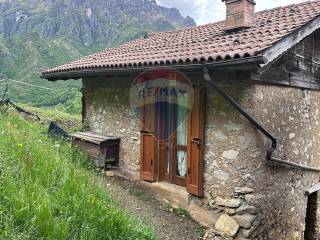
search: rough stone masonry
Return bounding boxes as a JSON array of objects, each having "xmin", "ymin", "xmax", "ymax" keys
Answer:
[{"xmin": 83, "ymin": 75, "xmax": 320, "ymax": 240}]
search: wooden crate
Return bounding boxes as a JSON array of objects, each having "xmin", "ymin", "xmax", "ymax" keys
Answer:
[{"xmin": 70, "ymin": 131, "xmax": 120, "ymax": 169}]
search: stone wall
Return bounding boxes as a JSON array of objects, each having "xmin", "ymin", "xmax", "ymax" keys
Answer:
[
  {"xmin": 83, "ymin": 76, "xmax": 320, "ymax": 240},
  {"xmin": 203, "ymin": 80, "xmax": 320, "ymax": 239},
  {"xmin": 83, "ymin": 78, "xmax": 141, "ymax": 179}
]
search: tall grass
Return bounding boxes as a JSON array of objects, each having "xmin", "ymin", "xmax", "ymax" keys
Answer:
[{"xmin": 0, "ymin": 110, "xmax": 155, "ymax": 240}]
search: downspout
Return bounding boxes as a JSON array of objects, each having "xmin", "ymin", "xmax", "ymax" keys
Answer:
[{"xmin": 203, "ymin": 68, "xmax": 320, "ymax": 172}]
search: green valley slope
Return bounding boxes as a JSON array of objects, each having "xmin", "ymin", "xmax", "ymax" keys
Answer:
[
  {"xmin": 0, "ymin": 0, "xmax": 195, "ymax": 113},
  {"xmin": 0, "ymin": 34, "xmax": 99, "ymax": 113}
]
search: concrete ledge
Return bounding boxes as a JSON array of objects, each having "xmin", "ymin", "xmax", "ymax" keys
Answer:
[
  {"xmin": 140, "ymin": 181, "xmax": 189, "ymax": 208},
  {"xmin": 111, "ymin": 170, "xmax": 220, "ymax": 228},
  {"xmin": 140, "ymin": 181, "xmax": 219, "ymax": 228}
]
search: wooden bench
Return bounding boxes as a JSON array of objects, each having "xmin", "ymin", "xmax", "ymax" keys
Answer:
[{"xmin": 70, "ymin": 131, "xmax": 120, "ymax": 169}]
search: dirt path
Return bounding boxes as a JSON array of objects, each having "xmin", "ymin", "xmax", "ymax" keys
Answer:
[{"xmin": 95, "ymin": 175, "xmax": 205, "ymax": 240}]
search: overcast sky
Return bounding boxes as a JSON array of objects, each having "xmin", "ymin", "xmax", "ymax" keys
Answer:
[{"xmin": 157, "ymin": 0, "xmax": 307, "ymax": 25}]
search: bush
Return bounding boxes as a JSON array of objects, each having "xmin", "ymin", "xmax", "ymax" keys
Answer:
[{"xmin": 0, "ymin": 111, "xmax": 155, "ymax": 240}]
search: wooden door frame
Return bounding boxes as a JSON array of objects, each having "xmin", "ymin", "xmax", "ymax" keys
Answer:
[{"xmin": 140, "ymin": 87, "xmax": 205, "ymax": 193}]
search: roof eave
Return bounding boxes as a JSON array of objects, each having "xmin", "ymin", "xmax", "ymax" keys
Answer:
[
  {"xmin": 42, "ymin": 56, "xmax": 266, "ymax": 81},
  {"xmin": 261, "ymin": 15, "xmax": 320, "ymax": 70}
]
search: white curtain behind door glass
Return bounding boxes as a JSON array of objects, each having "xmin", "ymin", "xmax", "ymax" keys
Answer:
[{"xmin": 176, "ymin": 104, "xmax": 188, "ymax": 177}]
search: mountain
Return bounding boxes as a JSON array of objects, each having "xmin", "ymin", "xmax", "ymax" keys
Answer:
[
  {"xmin": 0, "ymin": 0, "xmax": 195, "ymax": 113},
  {"xmin": 0, "ymin": 0, "xmax": 195, "ymax": 46}
]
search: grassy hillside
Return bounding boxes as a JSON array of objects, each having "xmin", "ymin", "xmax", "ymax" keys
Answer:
[
  {"xmin": 0, "ymin": 110, "xmax": 155, "ymax": 239},
  {"xmin": 0, "ymin": 0, "xmax": 195, "ymax": 114},
  {"xmin": 0, "ymin": 34, "xmax": 107, "ymax": 113}
]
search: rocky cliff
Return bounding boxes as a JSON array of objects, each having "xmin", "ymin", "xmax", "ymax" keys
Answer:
[{"xmin": 0, "ymin": 0, "xmax": 195, "ymax": 46}]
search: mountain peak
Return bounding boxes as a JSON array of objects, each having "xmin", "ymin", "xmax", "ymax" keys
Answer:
[{"xmin": 0, "ymin": 0, "xmax": 196, "ymax": 46}]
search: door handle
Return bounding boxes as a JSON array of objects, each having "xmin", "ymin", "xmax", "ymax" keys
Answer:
[{"xmin": 192, "ymin": 138, "xmax": 202, "ymax": 147}]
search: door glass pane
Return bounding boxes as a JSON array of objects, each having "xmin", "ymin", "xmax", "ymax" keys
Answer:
[
  {"xmin": 177, "ymin": 150, "xmax": 187, "ymax": 177},
  {"xmin": 176, "ymin": 97, "xmax": 188, "ymax": 177},
  {"xmin": 166, "ymin": 102, "xmax": 175, "ymax": 174},
  {"xmin": 157, "ymin": 101, "xmax": 174, "ymax": 175}
]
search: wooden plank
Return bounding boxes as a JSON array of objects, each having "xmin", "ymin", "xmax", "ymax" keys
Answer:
[
  {"xmin": 263, "ymin": 16, "xmax": 320, "ymax": 67},
  {"xmin": 70, "ymin": 133, "xmax": 103, "ymax": 143},
  {"xmin": 252, "ymin": 50, "xmax": 320, "ymax": 90},
  {"xmin": 81, "ymin": 132, "xmax": 120, "ymax": 143},
  {"xmin": 306, "ymin": 183, "xmax": 320, "ymax": 196},
  {"xmin": 70, "ymin": 131, "xmax": 118, "ymax": 145},
  {"xmin": 78, "ymin": 132, "xmax": 111, "ymax": 140},
  {"xmin": 70, "ymin": 135, "xmax": 101, "ymax": 145}
]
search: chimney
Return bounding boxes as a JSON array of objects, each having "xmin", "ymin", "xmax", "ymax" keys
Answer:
[{"xmin": 223, "ymin": 0, "xmax": 256, "ymax": 32}]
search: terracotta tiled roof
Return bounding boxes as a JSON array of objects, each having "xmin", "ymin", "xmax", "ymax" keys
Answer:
[{"xmin": 42, "ymin": 0, "xmax": 320, "ymax": 77}]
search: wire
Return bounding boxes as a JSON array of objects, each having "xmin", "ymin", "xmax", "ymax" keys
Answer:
[{"xmin": 9, "ymin": 80, "xmax": 54, "ymax": 91}]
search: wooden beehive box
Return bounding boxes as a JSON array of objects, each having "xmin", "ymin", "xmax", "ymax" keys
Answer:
[{"xmin": 70, "ymin": 131, "xmax": 120, "ymax": 169}]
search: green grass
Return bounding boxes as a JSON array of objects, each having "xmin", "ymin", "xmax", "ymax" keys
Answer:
[
  {"xmin": 0, "ymin": 109, "xmax": 156, "ymax": 240},
  {"xmin": 20, "ymin": 104, "xmax": 82, "ymax": 131}
]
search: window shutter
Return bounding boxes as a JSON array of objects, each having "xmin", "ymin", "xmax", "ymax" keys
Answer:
[
  {"xmin": 140, "ymin": 102, "xmax": 156, "ymax": 182},
  {"xmin": 187, "ymin": 88, "xmax": 205, "ymax": 197}
]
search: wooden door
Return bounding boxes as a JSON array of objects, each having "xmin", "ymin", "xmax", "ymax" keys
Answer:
[
  {"xmin": 187, "ymin": 88, "xmax": 205, "ymax": 197},
  {"xmin": 140, "ymin": 102, "xmax": 156, "ymax": 182}
]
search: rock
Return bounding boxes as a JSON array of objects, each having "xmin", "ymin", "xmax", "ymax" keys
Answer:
[
  {"xmin": 224, "ymin": 208, "xmax": 236, "ymax": 215},
  {"xmin": 224, "ymin": 121, "xmax": 243, "ymax": 131},
  {"xmin": 105, "ymin": 171, "xmax": 115, "ymax": 177},
  {"xmin": 215, "ymin": 130, "xmax": 228, "ymax": 141},
  {"xmin": 212, "ymin": 160, "xmax": 219, "ymax": 168},
  {"xmin": 244, "ymin": 194, "xmax": 263, "ymax": 205},
  {"xmin": 214, "ymin": 170, "xmax": 230, "ymax": 181},
  {"xmin": 241, "ymin": 225, "xmax": 258, "ymax": 238},
  {"xmin": 291, "ymin": 231, "xmax": 302, "ymax": 240},
  {"xmin": 215, "ymin": 214, "xmax": 239, "ymax": 238},
  {"xmin": 235, "ymin": 187, "xmax": 254, "ymax": 195},
  {"xmin": 249, "ymin": 151, "xmax": 261, "ymax": 158},
  {"xmin": 289, "ymin": 133, "xmax": 295, "ymax": 139},
  {"xmin": 222, "ymin": 150, "xmax": 239, "ymax": 160},
  {"xmin": 203, "ymin": 229, "xmax": 229, "ymax": 240},
  {"xmin": 233, "ymin": 214, "xmax": 256, "ymax": 229},
  {"xmin": 235, "ymin": 236, "xmax": 249, "ymax": 240},
  {"xmin": 239, "ymin": 133, "xmax": 256, "ymax": 150},
  {"xmin": 215, "ymin": 197, "xmax": 242, "ymax": 208},
  {"xmin": 209, "ymin": 200, "xmax": 216, "ymax": 209},
  {"xmin": 236, "ymin": 204, "xmax": 258, "ymax": 215}
]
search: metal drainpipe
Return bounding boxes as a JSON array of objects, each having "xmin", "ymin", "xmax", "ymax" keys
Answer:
[{"xmin": 203, "ymin": 67, "xmax": 320, "ymax": 172}]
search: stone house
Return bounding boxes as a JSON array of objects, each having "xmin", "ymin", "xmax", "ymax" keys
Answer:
[{"xmin": 42, "ymin": 0, "xmax": 320, "ymax": 239}]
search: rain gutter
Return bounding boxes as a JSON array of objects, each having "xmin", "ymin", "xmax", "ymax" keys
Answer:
[{"xmin": 41, "ymin": 56, "xmax": 265, "ymax": 81}]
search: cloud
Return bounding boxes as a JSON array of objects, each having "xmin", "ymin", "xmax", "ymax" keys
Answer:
[{"xmin": 157, "ymin": 0, "xmax": 307, "ymax": 25}]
